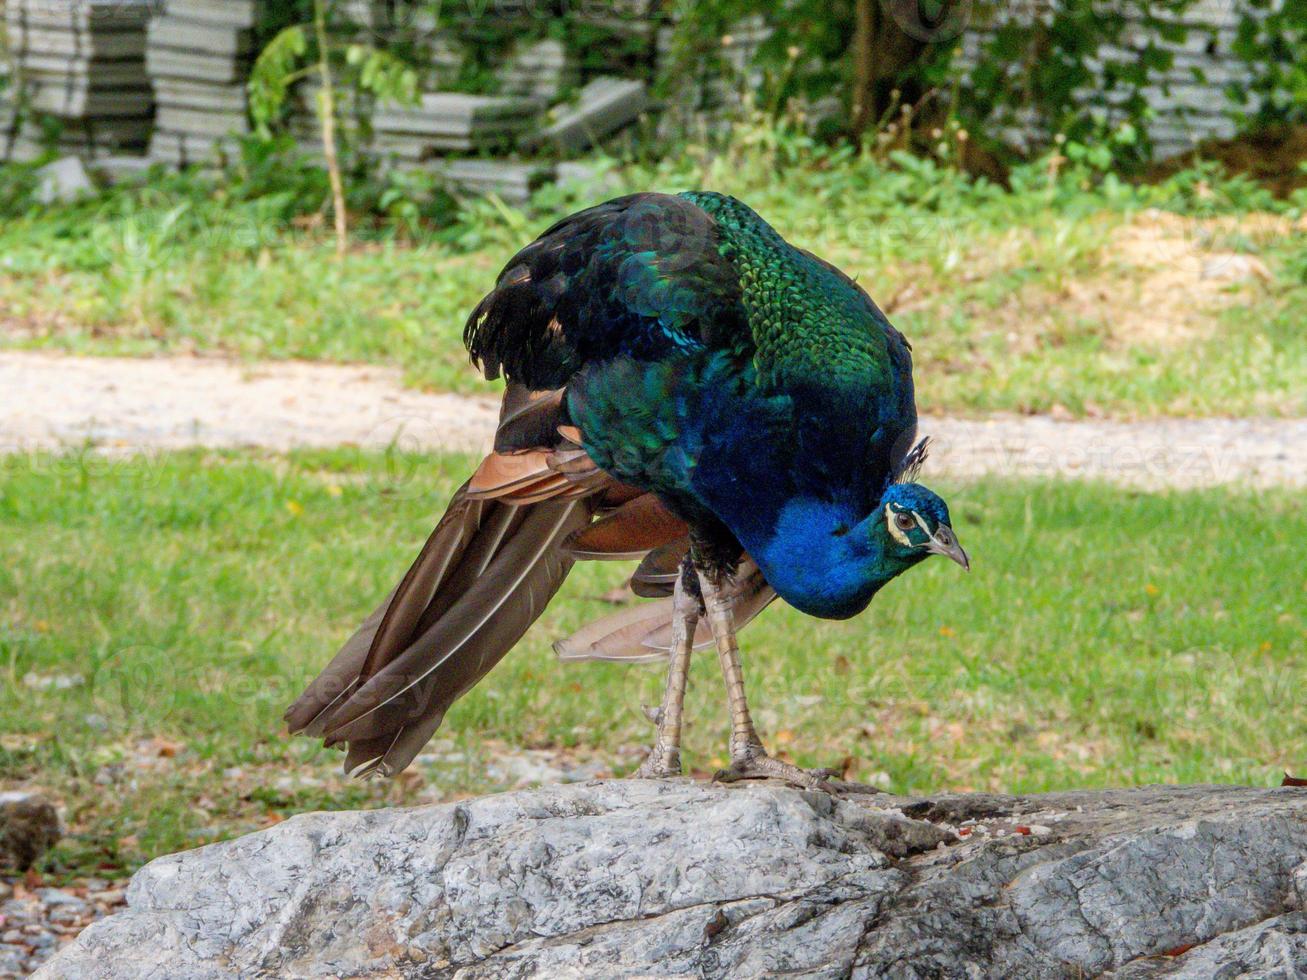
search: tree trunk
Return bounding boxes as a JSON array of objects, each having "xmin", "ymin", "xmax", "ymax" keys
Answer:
[{"xmin": 849, "ymin": 0, "xmax": 946, "ymax": 139}]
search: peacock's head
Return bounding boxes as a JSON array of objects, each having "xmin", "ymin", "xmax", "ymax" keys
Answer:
[
  {"xmin": 749, "ymin": 482, "xmax": 969, "ymax": 621},
  {"xmin": 876, "ymin": 483, "xmax": 970, "ymax": 572}
]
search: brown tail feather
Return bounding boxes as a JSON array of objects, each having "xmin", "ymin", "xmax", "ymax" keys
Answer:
[{"xmin": 287, "ymin": 485, "xmax": 592, "ymax": 776}]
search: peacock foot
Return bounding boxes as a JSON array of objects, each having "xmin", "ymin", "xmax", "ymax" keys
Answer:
[
  {"xmin": 633, "ymin": 745, "xmax": 682, "ymax": 779},
  {"xmin": 713, "ymin": 744, "xmax": 841, "ymax": 791}
]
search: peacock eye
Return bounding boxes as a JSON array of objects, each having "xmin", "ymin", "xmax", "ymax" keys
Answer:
[{"xmin": 895, "ymin": 512, "xmax": 916, "ymax": 532}]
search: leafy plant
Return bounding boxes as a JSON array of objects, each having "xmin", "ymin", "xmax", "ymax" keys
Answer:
[{"xmin": 248, "ymin": 0, "xmax": 418, "ymax": 255}]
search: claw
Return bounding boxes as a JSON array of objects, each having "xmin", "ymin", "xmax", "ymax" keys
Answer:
[
  {"xmin": 712, "ymin": 748, "xmax": 840, "ymax": 791},
  {"xmin": 633, "ymin": 748, "xmax": 682, "ymax": 780}
]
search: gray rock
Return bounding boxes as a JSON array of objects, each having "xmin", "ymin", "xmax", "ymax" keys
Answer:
[
  {"xmin": 1108, "ymin": 911, "xmax": 1307, "ymax": 978},
  {"xmin": 32, "ymin": 782, "xmax": 1307, "ymax": 979},
  {"xmin": 0, "ymin": 792, "xmax": 61, "ymax": 871}
]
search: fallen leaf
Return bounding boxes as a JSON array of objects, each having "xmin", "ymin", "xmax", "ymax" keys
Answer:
[
  {"xmin": 152, "ymin": 738, "xmax": 183, "ymax": 758},
  {"xmin": 702, "ymin": 909, "xmax": 729, "ymax": 945}
]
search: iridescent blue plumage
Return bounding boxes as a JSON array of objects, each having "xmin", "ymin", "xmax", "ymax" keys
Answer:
[{"xmin": 468, "ymin": 191, "xmax": 955, "ymax": 617}]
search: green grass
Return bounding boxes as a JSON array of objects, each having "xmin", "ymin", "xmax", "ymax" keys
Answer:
[
  {"xmin": 2, "ymin": 143, "xmax": 1306, "ymax": 415},
  {"xmin": 1, "ymin": 449, "xmax": 1303, "ymax": 876}
]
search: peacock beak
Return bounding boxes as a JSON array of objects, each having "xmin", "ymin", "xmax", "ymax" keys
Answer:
[{"xmin": 927, "ymin": 526, "xmax": 970, "ymax": 571}]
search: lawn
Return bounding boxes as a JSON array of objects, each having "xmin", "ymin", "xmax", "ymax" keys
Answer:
[
  {"xmin": 1, "ymin": 448, "xmax": 1302, "ymax": 878},
  {"xmin": 2, "ymin": 145, "xmax": 1306, "ymax": 418}
]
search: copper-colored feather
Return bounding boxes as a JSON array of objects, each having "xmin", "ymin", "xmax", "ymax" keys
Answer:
[
  {"xmin": 553, "ymin": 597, "xmax": 708, "ymax": 663},
  {"xmin": 289, "ymin": 492, "xmax": 595, "ymax": 777},
  {"xmin": 467, "ymin": 451, "xmax": 555, "ymax": 498},
  {"xmin": 288, "ymin": 376, "xmax": 734, "ymax": 778},
  {"xmin": 564, "ymin": 493, "xmax": 689, "ymax": 560}
]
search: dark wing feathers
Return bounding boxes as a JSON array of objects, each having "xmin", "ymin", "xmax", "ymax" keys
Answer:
[
  {"xmin": 464, "ymin": 193, "xmax": 747, "ymax": 390},
  {"xmin": 286, "ymin": 486, "xmax": 593, "ymax": 778}
]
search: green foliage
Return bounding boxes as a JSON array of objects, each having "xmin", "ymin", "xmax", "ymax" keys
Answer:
[
  {"xmin": 247, "ymin": 1, "xmax": 418, "ymax": 140},
  {"xmin": 1230, "ymin": 0, "xmax": 1307, "ymax": 126},
  {"xmin": 246, "ymin": 24, "xmax": 310, "ymax": 135},
  {"xmin": 666, "ymin": 0, "xmax": 1307, "ymax": 161}
]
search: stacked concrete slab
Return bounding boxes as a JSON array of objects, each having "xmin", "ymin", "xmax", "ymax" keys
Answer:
[
  {"xmin": 371, "ymin": 92, "xmax": 541, "ymax": 163},
  {"xmin": 434, "ymin": 158, "xmax": 555, "ymax": 205},
  {"xmin": 3, "ymin": 0, "xmax": 153, "ymax": 161},
  {"xmin": 530, "ymin": 76, "xmax": 648, "ymax": 153},
  {"xmin": 147, "ymin": 0, "xmax": 259, "ymax": 167},
  {"xmin": 499, "ymin": 38, "xmax": 577, "ymax": 104},
  {"xmin": 1, "ymin": 0, "xmax": 14, "ymax": 159}
]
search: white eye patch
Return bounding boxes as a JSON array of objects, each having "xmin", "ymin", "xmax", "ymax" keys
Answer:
[{"xmin": 886, "ymin": 505, "xmax": 915, "ymax": 546}]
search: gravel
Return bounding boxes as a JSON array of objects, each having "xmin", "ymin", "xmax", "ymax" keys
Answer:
[{"xmin": 0, "ymin": 878, "xmax": 127, "ymax": 979}]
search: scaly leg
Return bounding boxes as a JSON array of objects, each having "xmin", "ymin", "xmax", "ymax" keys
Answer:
[
  {"xmin": 633, "ymin": 570, "xmax": 699, "ymax": 778},
  {"xmin": 699, "ymin": 569, "xmax": 841, "ymax": 790}
]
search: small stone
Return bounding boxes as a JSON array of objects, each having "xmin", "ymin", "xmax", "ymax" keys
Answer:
[
  {"xmin": 0, "ymin": 945, "xmax": 28, "ymax": 975},
  {"xmin": 0, "ymin": 793, "xmax": 61, "ymax": 872},
  {"xmin": 89, "ymin": 889, "xmax": 125, "ymax": 907},
  {"xmin": 37, "ymin": 890, "xmax": 82, "ymax": 909},
  {"xmin": 33, "ymin": 157, "xmax": 96, "ymax": 205}
]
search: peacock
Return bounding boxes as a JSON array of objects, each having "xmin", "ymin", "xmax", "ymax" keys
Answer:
[{"xmin": 287, "ymin": 191, "xmax": 969, "ymax": 788}]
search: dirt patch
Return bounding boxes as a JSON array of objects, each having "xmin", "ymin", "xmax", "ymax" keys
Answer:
[
  {"xmin": 1009, "ymin": 209, "xmax": 1286, "ymax": 352},
  {"xmin": 1089, "ymin": 209, "xmax": 1275, "ymax": 348}
]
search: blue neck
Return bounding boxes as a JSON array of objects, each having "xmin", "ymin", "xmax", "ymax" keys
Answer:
[{"xmin": 748, "ymin": 497, "xmax": 909, "ymax": 620}]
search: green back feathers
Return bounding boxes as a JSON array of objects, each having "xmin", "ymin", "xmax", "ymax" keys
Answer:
[{"xmin": 681, "ymin": 191, "xmax": 893, "ymax": 396}]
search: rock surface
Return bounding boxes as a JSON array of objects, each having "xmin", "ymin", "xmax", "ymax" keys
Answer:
[
  {"xmin": 33, "ymin": 781, "xmax": 1307, "ymax": 979},
  {"xmin": 0, "ymin": 792, "xmax": 60, "ymax": 872}
]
